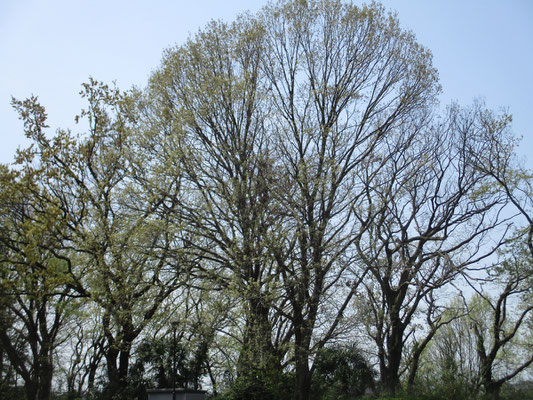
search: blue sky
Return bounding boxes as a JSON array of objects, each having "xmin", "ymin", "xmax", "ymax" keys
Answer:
[{"xmin": 1, "ymin": 0, "xmax": 532, "ymax": 166}]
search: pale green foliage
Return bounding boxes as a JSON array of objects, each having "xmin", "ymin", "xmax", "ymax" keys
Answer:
[{"xmin": 2, "ymin": 2, "xmax": 531, "ymax": 400}]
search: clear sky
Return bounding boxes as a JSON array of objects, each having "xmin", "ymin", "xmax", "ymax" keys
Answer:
[{"xmin": 1, "ymin": 0, "xmax": 532, "ymax": 166}]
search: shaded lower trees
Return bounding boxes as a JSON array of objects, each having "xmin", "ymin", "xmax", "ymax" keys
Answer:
[
  {"xmin": 0, "ymin": 331, "xmax": 20, "ymax": 397},
  {"xmin": 129, "ymin": 283, "xmax": 227, "ymax": 393},
  {"xmin": 56, "ymin": 308, "xmax": 106, "ymax": 397},
  {"xmin": 0, "ymin": 163, "xmax": 78, "ymax": 400},
  {"xmin": 403, "ymin": 291, "xmax": 466, "ymax": 395},
  {"xmin": 418, "ymin": 274, "xmax": 533, "ymax": 400},
  {"xmin": 414, "ymin": 298, "xmax": 481, "ymax": 399}
]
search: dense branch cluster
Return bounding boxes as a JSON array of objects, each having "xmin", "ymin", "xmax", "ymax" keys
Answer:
[{"xmin": 0, "ymin": 2, "xmax": 532, "ymax": 400}]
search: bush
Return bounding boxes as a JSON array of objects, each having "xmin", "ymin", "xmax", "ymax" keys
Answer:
[{"xmin": 311, "ymin": 344, "xmax": 375, "ymax": 400}]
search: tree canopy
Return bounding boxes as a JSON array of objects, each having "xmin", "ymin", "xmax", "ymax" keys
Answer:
[{"xmin": 1, "ymin": 1, "xmax": 531, "ymax": 400}]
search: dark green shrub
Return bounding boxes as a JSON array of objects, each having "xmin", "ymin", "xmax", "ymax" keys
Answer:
[
  {"xmin": 222, "ymin": 367, "xmax": 293, "ymax": 400},
  {"xmin": 311, "ymin": 344, "xmax": 375, "ymax": 400}
]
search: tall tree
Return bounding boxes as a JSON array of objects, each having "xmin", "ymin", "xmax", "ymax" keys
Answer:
[
  {"xmin": 259, "ymin": 1, "xmax": 439, "ymax": 397},
  {"xmin": 149, "ymin": 1, "xmax": 441, "ymax": 398},
  {"xmin": 147, "ymin": 15, "xmax": 290, "ymax": 394}
]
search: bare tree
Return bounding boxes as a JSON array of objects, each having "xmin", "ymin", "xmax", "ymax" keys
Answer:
[
  {"xmin": 353, "ymin": 104, "xmax": 511, "ymax": 393},
  {"xmin": 443, "ymin": 101, "xmax": 533, "ymax": 399},
  {"xmin": 467, "ymin": 240, "xmax": 533, "ymax": 399}
]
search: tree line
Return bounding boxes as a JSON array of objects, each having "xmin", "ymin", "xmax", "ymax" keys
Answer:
[{"xmin": 1, "ymin": 1, "xmax": 532, "ymax": 400}]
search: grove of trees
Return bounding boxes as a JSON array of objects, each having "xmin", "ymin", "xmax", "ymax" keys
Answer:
[{"xmin": 1, "ymin": 1, "xmax": 532, "ymax": 400}]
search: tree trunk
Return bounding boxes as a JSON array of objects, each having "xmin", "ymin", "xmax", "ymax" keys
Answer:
[
  {"xmin": 484, "ymin": 381, "xmax": 502, "ymax": 400},
  {"xmin": 293, "ymin": 313, "xmax": 312, "ymax": 400},
  {"xmin": 106, "ymin": 347, "xmax": 120, "ymax": 388},
  {"xmin": 237, "ymin": 299, "xmax": 273, "ymax": 374},
  {"xmin": 37, "ymin": 359, "xmax": 54, "ymax": 400},
  {"xmin": 379, "ymin": 314, "xmax": 404, "ymax": 395},
  {"xmin": 105, "ymin": 347, "xmax": 130, "ymax": 397},
  {"xmin": 237, "ymin": 294, "xmax": 285, "ymax": 396},
  {"xmin": 406, "ymin": 355, "xmax": 419, "ymax": 395},
  {"xmin": 294, "ymin": 354, "xmax": 311, "ymax": 400},
  {"xmin": 25, "ymin": 380, "xmax": 38, "ymax": 400},
  {"xmin": 87, "ymin": 361, "xmax": 97, "ymax": 391},
  {"xmin": 23, "ymin": 372, "xmax": 53, "ymax": 400},
  {"xmin": 380, "ymin": 366, "xmax": 400, "ymax": 395},
  {"xmin": 480, "ymin": 362, "xmax": 502, "ymax": 400}
]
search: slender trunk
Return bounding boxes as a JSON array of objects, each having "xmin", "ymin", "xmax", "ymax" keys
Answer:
[
  {"xmin": 87, "ymin": 340, "xmax": 103, "ymax": 392},
  {"xmin": 406, "ymin": 355, "xmax": 419, "ymax": 394},
  {"xmin": 0, "ymin": 345, "xmax": 4, "ymax": 380},
  {"xmin": 407, "ymin": 327, "xmax": 441, "ymax": 394},
  {"xmin": 87, "ymin": 361, "xmax": 97, "ymax": 391}
]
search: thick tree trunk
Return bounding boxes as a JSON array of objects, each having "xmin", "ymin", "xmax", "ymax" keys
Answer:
[
  {"xmin": 380, "ymin": 366, "xmax": 400, "ymax": 395},
  {"xmin": 105, "ymin": 346, "xmax": 131, "ymax": 397},
  {"xmin": 379, "ymin": 314, "xmax": 404, "ymax": 395},
  {"xmin": 481, "ymin": 362, "xmax": 502, "ymax": 400},
  {"xmin": 294, "ymin": 341, "xmax": 311, "ymax": 400},
  {"xmin": 106, "ymin": 347, "xmax": 120, "ymax": 388},
  {"xmin": 103, "ymin": 310, "xmax": 135, "ymax": 398},
  {"xmin": 21, "ymin": 351, "xmax": 54, "ymax": 400},
  {"xmin": 25, "ymin": 381, "xmax": 38, "ymax": 400},
  {"xmin": 37, "ymin": 360, "xmax": 54, "ymax": 400},
  {"xmin": 294, "ymin": 360, "xmax": 311, "ymax": 400},
  {"xmin": 293, "ymin": 312, "xmax": 312, "ymax": 400},
  {"xmin": 484, "ymin": 381, "xmax": 502, "ymax": 400},
  {"xmin": 237, "ymin": 294, "xmax": 286, "ymax": 398},
  {"xmin": 24, "ymin": 369, "xmax": 53, "ymax": 400},
  {"xmin": 238, "ymin": 297, "xmax": 276, "ymax": 371}
]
